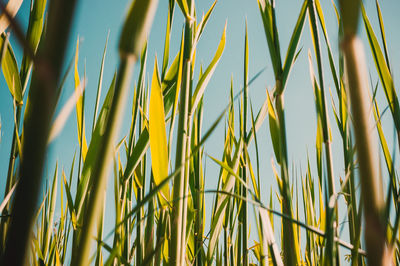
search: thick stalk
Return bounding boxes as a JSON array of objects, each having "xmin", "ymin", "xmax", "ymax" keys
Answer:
[
  {"xmin": 339, "ymin": 1, "xmax": 390, "ymax": 265},
  {"xmin": 170, "ymin": 57, "xmax": 191, "ymax": 265},
  {"xmin": 1, "ymin": 0, "xmax": 78, "ymax": 264},
  {"xmin": 179, "ymin": 36, "xmax": 195, "ymax": 263},
  {"xmin": 71, "ymin": 1, "xmax": 158, "ymax": 264},
  {"xmin": 180, "ymin": 110, "xmax": 192, "ymax": 264},
  {"xmin": 342, "ymin": 35, "xmax": 389, "ymax": 266},
  {"xmin": 170, "ymin": 5, "xmax": 194, "ymax": 263},
  {"xmin": 71, "ymin": 57, "xmax": 135, "ymax": 266}
]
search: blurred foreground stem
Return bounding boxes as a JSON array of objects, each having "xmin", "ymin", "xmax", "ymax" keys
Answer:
[
  {"xmin": 2, "ymin": 0, "xmax": 78, "ymax": 264},
  {"xmin": 340, "ymin": 1, "xmax": 389, "ymax": 264},
  {"xmin": 70, "ymin": 0, "xmax": 158, "ymax": 265}
]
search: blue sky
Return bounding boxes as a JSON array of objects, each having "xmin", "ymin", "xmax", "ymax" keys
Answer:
[{"xmin": 1, "ymin": 0, "xmax": 400, "ymax": 262}]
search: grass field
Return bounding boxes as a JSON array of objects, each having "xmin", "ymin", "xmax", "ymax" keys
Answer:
[{"xmin": 0, "ymin": 0, "xmax": 399, "ymax": 265}]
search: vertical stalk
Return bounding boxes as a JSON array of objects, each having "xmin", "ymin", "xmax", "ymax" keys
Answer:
[
  {"xmin": 2, "ymin": 0, "xmax": 78, "ymax": 264},
  {"xmin": 308, "ymin": 1, "xmax": 339, "ymax": 261},
  {"xmin": 339, "ymin": 1, "xmax": 389, "ymax": 264},
  {"xmin": 95, "ymin": 191, "xmax": 106, "ymax": 266},
  {"xmin": 237, "ymin": 215, "xmax": 242, "ymax": 266},
  {"xmin": 144, "ymin": 179, "xmax": 155, "ymax": 266},
  {"xmin": 72, "ymin": 58, "xmax": 135, "ymax": 266},
  {"xmin": 223, "ymin": 227, "xmax": 228, "ymax": 266},
  {"xmin": 71, "ymin": 1, "xmax": 158, "ymax": 265},
  {"xmin": 170, "ymin": 1, "xmax": 194, "ymax": 264},
  {"xmin": 308, "ymin": 0, "xmax": 335, "ymax": 199},
  {"xmin": 275, "ymin": 92, "xmax": 301, "ymax": 266},
  {"xmin": 193, "ymin": 100, "xmax": 204, "ymax": 266},
  {"xmin": 136, "ymin": 94, "xmax": 145, "ymax": 264},
  {"xmin": 241, "ymin": 21, "xmax": 249, "ymax": 266},
  {"xmin": 342, "ymin": 37, "xmax": 388, "ymax": 265},
  {"xmin": 257, "ymin": 1, "xmax": 307, "ymax": 263},
  {"xmin": 136, "ymin": 187, "xmax": 143, "ymax": 265}
]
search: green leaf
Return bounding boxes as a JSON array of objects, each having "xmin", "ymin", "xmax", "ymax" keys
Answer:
[
  {"xmin": 314, "ymin": 0, "xmax": 340, "ymax": 95},
  {"xmin": 92, "ymin": 32, "xmax": 109, "ymax": 132},
  {"xmin": 0, "ymin": 34, "xmax": 23, "ymax": 104},
  {"xmin": 161, "ymin": 2, "xmax": 174, "ymax": 79},
  {"xmin": 123, "ymin": 128, "xmax": 150, "ymax": 185},
  {"xmin": 361, "ymin": 4, "xmax": 400, "ymax": 131},
  {"xmin": 62, "ymin": 170, "xmax": 77, "ymax": 230},
  {"xmin": 74, "ymin": 74, "xmax": 116, "ymax": 218},
  {"xmin": 20, "ymin": 0, "xmax": 47, "ymax": 82},
  {"xmin": 191, "ymin": 23, "xmax": 226, "ymax": 113},
  {"xmin": 193, "ymin": 0, "xmax": 217, "ymax": 51},
  {"xmin": 375, "ymin": 0, "xmax": 390, "ymax": 69},
  {"xmin": 373, "ymin": 97, "xmax": 393, "ymax": 178},
  {"xmin": 257, "ymin": 0, "xmax": 281, "ymax": 78},
  {"xmin": 280, "ymin": 0, "xmax": 307, "ymax": 92}
]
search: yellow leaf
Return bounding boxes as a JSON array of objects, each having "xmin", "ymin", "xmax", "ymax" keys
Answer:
[
  {"xmin": 74, "ymin": 38, "xmax": 88, "ymax": 159},
  {"xmin": 149, "ymin": 57, "xmax": 170, "ymax": 204}
]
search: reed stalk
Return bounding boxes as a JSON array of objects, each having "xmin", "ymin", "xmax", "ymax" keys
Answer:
[
  {"xmin": 170, "ymin": 1, "xmax": 195, "ymax": 264},
  {"xmin": 340, "ymin": 1, "xmax": 390, "ymax": 264},
  {"xmin": 70, "ymin": 0, "xmax": 158, "ymax": 265}
]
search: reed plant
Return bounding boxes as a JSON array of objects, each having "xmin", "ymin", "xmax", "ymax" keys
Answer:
[{"xmin": 1, "ymin": 0, "xmax": 400, "ymax": 265}]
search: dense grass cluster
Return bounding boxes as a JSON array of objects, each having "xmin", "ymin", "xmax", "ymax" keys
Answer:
[{"xmin": 0, "ymin": 0, "xmax": 399, "ymax": 265}]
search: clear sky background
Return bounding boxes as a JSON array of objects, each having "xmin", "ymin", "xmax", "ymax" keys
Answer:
[{"xmin": 1, "ymin": 0, "xmax": 400, "ymax": 263}]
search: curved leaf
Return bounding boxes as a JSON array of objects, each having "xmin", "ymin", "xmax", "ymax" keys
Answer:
[{"xmin": 0, "ymin": 34, "xmax": 22, "ymax": 104}]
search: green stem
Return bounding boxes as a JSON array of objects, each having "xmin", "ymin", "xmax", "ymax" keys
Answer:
[
  {"xmin": 193, "ymin": 104, "xmax": 203, "ymax": 266},
  {"xmin": 275, "ymin": 92, "xmax": 300, "ymax": 266},
  {"xmin": 170, "ymin": 5, "xmax": 194, "ymax": 262},
  {"xmin": 308, "ymin": 0, "xmax": 336, "ymax": 198},
  {"xmin": 71, "ymin": 0, "xmax": 158, "ymax": 263},
  {"xmin": 241, "ymin": 22, "xmax": 249, "ymax": 266},
  {"xmin": 71, "ymin": 57, "xmax": 135, "ymax": 266}
]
